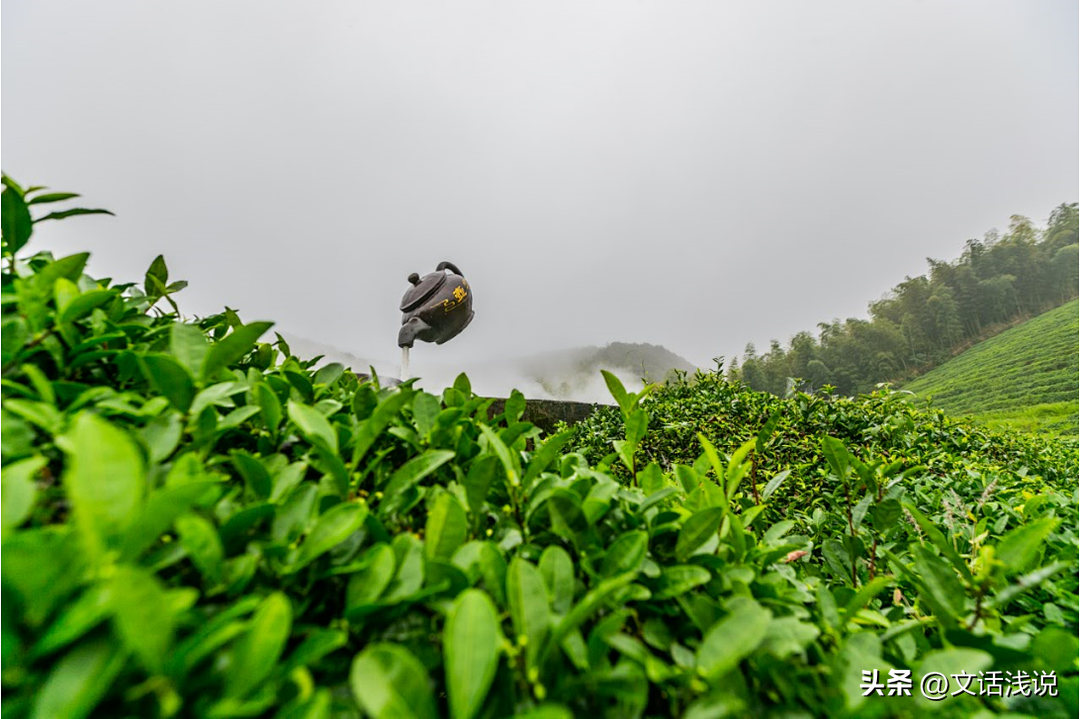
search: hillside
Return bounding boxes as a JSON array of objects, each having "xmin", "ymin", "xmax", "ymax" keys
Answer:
[
  {"xmin": 903, "ymin": 300, "xmax": 1079, "ymax": 436},
  {"xmin": 731, "ymin": 203, "xmax": 1078, "ymax": 399}
]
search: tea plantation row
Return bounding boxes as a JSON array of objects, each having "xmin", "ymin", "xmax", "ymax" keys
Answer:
[
  {"xmin": 1, "ymin": 180, "xmax": 1077, "ymax": 718},
  {"xmin": 903, "ymin": 300, "xmax": 1079, "ymax": 436}
]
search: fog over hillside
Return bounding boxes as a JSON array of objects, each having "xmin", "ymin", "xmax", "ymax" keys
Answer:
[{"xmin": 281, "ymin": 335, "xmax": 697, "ymax": 403}]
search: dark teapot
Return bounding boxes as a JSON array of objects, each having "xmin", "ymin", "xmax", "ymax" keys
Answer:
[{"xmin": 397, "ymin": 261, "xmax": 474, "ymax": 348}]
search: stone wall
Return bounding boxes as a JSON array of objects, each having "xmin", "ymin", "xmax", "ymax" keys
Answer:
[{"xmin": 486, "ymin": 397, "xmax": 611, "ymax": 434}]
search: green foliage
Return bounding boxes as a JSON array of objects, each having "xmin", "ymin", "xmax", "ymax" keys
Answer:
[
  {"xmin": 2, "ymin": 179, "xmax": 1078, "ymax": 718},
  {"xmin": 567, "ymin": 370, "xmax": 1078, "ymax": 713},
  {"xmin": 904, "ymin": 300, "xmax": 1079, "ymax": 436}
]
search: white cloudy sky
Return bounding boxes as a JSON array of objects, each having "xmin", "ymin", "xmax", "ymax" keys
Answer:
[{"xmin": 3, "ymin": 1, "xmax": 1077, "ymax": 379}]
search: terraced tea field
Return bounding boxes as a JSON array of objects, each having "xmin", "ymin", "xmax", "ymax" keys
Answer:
[{"xmin": 905, "ymin": 300, "xmax": 1079, "ymax": 436}]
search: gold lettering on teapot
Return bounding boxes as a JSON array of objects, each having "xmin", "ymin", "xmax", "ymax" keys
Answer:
[{"xmin": 442, "ymin": 285, "xmax": 468, "ymax": 313}]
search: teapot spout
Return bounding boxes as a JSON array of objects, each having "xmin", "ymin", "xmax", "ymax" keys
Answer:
[{"xmin": 397, "ymin": 317, "xmax": 431, "ymax": 348}]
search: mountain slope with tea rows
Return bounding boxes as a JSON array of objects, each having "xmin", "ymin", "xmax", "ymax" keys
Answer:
[{"xmin": 903, "ymin": 300, "xmax": 1079, "ymax": 436}]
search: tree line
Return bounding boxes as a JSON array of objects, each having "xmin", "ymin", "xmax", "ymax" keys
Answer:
[{"xmin": 729, "ymin": 202, "xmax": 1079, "ymax": 396}]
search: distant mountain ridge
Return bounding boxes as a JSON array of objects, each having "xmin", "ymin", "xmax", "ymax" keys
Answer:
[
  {"xmin": 518, "ymin": 342, "xmax": 698, "ymax": 400},
  {"xmin": 278, "ymin": 334, "xmax": 698, "ymax": 403}
]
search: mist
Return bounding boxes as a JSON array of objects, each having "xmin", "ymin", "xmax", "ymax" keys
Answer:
[{"xmin": 283, "ymin": 335, "xmax": 683, "ymax": 404}]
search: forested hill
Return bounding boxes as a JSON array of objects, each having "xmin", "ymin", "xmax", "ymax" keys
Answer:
[{"xmin": 732, "ymin": 202, "xmax": 1078, "ymax": 396}]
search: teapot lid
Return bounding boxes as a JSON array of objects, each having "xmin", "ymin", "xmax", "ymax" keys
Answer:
[{"xmin": 400, "ymin": 271, "xmax": 447, "ymax": 312}]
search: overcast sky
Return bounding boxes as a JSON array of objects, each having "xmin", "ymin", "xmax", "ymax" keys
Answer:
[{"xmin": 4, "ymin": 1, "xmax": 1077, "ymax": 378}]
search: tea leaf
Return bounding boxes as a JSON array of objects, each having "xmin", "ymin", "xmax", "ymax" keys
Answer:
[
  {"xmin": 61, "ymin": 413, "xmax": 145, "ymax": 558},
  {"xmin": 287, "ymin": 400, "xmax": 339, "ymax": 454},
  {"xmin": 291, "ymin": 502, "xmax": 367, "ymax": 571},
  {"xmin": 601, "ymin": 530, "xmax": 649, "ymax": 577},
  {"xmin": 463, "ymin": 455, "xmax": 498, "ymax": 515},
  {"xmin": 201, "ymin": 321, "xmax": 274, "ymax": 381},
  {"xmin": 601, "ymin": 370, "xmax": 630, "ymax": 414},
  {"xmin": 350, "ymin": 644, "xmax": 436, "ymax": 719},
  {"xmin": 381, "ymin": 450, "xmax": 456, "ymax": 514},
  {"xmin": 539, "ymin": 545, "xmax": 575, "ymax": 613},
  {"xmin": 176, "ymin": 513, "xmax": 225, "ymax": 584},
  {"xmin": 523, "ymin": 429, "xmax": 574, "ymax": 487},
  {"xmin": 653, "ymin": 565, "xmax": 711, "ymax": 600},
  {"xmin": 425, "ymin": 492, "xmax": 468, "ymax": 562},
  {"xmin": 479, "ymin": 424, "xmax": 519, "ymax": 488},
  {"xmin": 1, "ymin": 455, "xmax": 44, "ymax": 537},
  {"xmin": 412, "ymin": 391, "xmax": 440, "ymax": 438},
  {"xmin": 31, "ymin": 584, "xmax": 111, "ymax": 658},
  {"xmin": 108, "ymin": 566, "xmax": 176, "ymax": 674},
  {"xmin": 445, "ymin": 590, "xmax": 503, "ymax": 719},
  {"xmin": 346, "ymin": 543, "xmax": 397, "ymax": 610},
  {"xmin": 170, "ymin": 322, "xmax": 209, "ymax": 374},
  {"xmin": 140, "ymin": 353, "xmax": 196, "ymax": 412},
  {"xmin": 676, "ymin": 507, "xmax": 724, "ymax": 561},
  {"xmin": 696, "ymin": 600, "xmax": 771, "ymax": 681},
  {"xmin": 508, "ymin": 558, "xmax": 549, "ymax": 671},
  {"xmin": 994, "ymin": 517, "xmax": 1059, "ymax": 576},
  {"xmin": 226, "ymin": 592, "xmax": 292, "ymax": 697},
  {"xmin": 761, "ymin": 469, "xmax": 791, "ymax": 500},
  {"xmin": 30, "ymin": 638, "xmax": 125, "ymax": 719},
  {"xmin": 2, "ymin": 183, "xmax": 33, "ymax": 255}
]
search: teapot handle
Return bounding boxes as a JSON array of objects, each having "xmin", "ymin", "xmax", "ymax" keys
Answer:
[{"xmin": 436, "ymin": 261, "xmax": 463, "ymax": 277}]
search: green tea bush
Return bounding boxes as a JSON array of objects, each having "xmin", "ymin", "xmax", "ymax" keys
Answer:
[
  {"xmin": 2, "ymin": 177, "xmax": 1077, "ymax": 718},
  {"xmin": 568, "ymin": 370, "xmax": 1077, "ymax": 523}
]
